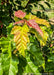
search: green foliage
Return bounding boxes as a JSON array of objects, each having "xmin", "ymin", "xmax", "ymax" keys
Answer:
[
  {"xmin": 0, "ymin": 0, "xmax": 54, "ymax": 75},
  {"xmin": 0, "ymin": 54, "xmax": 18, "ymax": 75},
  {"xmin": 0, "ymin": 57, "xmax": 3, "ymax": 75},
  {"xmin": 24, "ymin": 53, "xmax": 41, "ymax": 75}
]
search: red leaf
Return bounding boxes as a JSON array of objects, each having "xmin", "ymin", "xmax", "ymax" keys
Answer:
[
  {"xmin": 13, "ymin": 19, "xmax": 27, "ymax": 25},
  {"xmin": 27, "ymin": 20, "xmax": 43, "ymax": 37},
  {"xmin": 15, "ymin": 10, "xmax": 26, "ymax": 19},
  {"xmin": 13, "ymin": 20, "xmax": 24, "ymax": 25}
]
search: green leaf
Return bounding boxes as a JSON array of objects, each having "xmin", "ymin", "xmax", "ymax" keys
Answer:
[
  {"xmin": 8, "ymin": 41, "xmax": 11, "ymax": 58},
  {"xmin": 30, "ymin": 45, "xmax": 44, "ymax": 66},
  {"xmin": 0, "ymin": 36, "xmax": 14, "ymax": 56},
  {"xmin": 7, "ymin": 23, "xmax": 13, "ymax": 35},
  {"xmin": 44, "ymin": 2, "xmax": 51, "ymax": 8},
  {"xmin": 0, "ymin": 57, "xmax": 3, "ymax": 75},
  {"xmin": 45, "ymin": 61, "xmax": 54, "ymax": 72},
  {"xmin": 21, "ymin": 0, "xmax": 29, "ymax": 8},
  {"xmin": 24, "ymin": 54, "xmax": 41, "ymax": 75},
  {"xmin": 18, "ymin": 56, "xmax": 27, "ymax": 75},
  {"xmin": 14, "ymin": 16, "xmax": 19, "ymax": 22},
  {"xmin": 0, "ymin": 37, "xmax": 10, "ymax": 52},
  {"xmin": 39, "ymin": 4, "xmax": 45, "ymax": 10},
  {"xmin": 1, "ymin": 54, "xmax": 18, "ymax": 75},
  {"xmin": 0, "ymin": 37, "xmax": 12, "ymax": 57},
  {"xmin": 9, "ymin": 59, "xmax": 18, "ymax": 75}
]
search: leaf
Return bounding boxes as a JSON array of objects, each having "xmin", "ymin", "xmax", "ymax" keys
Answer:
[
  {"xmin": 14, "ymin": 16, "xmax": 19, "ymax": 22},
  {"xmin": 0, "ymin": 37, "xmax": 14, "ymax": 57},
  {"xmin": 27, "ymin": 20, "xmax": 43, "ymax": 37},
  {"xmin": 18, "ymin": 56, "xmax": 27, "ymax": 75},
  {"xmin": 35, "ymin": 17, "xmax": 50, "ymax": 28},
  {"xmin": 39, "ymin": 4, "xmax": 45, "ymax": 10},
  {"xmin": 25, "ymin": 14, "xmax": 50, "ymax": 27},
  {"xmin": 13, "ymin": 20, "xmax": 24, "ymax": 25},
  {"xmin": 30, "ymin": 27, "xmax": 48, "ymax": 46},
  {"xmin": 9, "ymin": 59, "xmax": 18, "ymax": 75},
  {"xmin": 14, "ymin": 10, "xmax": 26, "ymax": 19},
  {"xmin": 1, "ymin": 54, "xmax": 18, "ymax": 75},
  {"xmin": 0, "ymin": 37, "xmax": 10, "ymax": 52},
  {"xmin": 11, "ymin": 25, "xmax": 29, "ymax": 56},
  {"xmin": 30, "ymin": 45, "xmax": 44, "ymax": 66},
  {"xmin": 24, "ymin": 53, "xmax": 41, "ymax": 75},
  {"xmin": 45, "ymin": 61, "xmax": 54, "ymax": 72},
  {"xmin": 44, "ymin": 2, "xmax": 51, "ymax": 8},
  {"xmin": 8, "ymin": 41, "xmax": 11, "ymax": 57},
  {"xmin": 0, "ymin": 57, "xmax": 3, "ymax": 75},
  {"xmin": 21, "ymin": 0, "xmax": 29, "ymax": 7},
  {"xmin": 7, "ymin": 23, "xmax": 13, "ymax": 35}
]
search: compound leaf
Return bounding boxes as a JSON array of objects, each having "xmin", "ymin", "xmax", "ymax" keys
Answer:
[{"xmin": 11, "ymin": 25, "xmax": 29, "ymax": 56}]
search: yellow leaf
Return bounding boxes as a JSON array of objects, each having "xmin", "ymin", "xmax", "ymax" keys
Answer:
[
  {"xmin": 11, "ymin": 25, "xmax": 29, "ymax": 56},
  {"xmin": 25, "ymin": 13, "xmax": 50, "ymax": 27}
]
